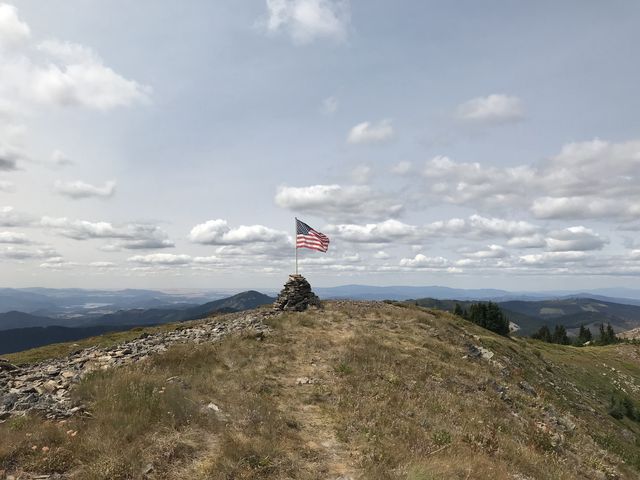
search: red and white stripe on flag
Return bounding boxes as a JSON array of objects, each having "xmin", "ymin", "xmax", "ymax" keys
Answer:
[{"xmin": 296, "ymin": 218, "xmax": 330, "ymax": 252}]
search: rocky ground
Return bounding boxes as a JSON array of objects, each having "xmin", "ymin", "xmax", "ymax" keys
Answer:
[
  {"xmin": 619, "ymin": 327, "xmax": 640, "ymax": 340},
  {"xmin": 0, "ymin": 311, "xmax": 272, "ymax": 422}
]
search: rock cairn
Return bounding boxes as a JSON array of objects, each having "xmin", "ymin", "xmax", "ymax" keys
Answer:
[
  {"xmin": 0, "ymin": 311, "xmax": 273, "ymax": 421},
  {"xmin": 273, "ymin": 274, "xmax": 322, "ymax": 312}
]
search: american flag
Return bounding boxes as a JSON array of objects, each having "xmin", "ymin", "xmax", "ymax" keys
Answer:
[{"xmin": 296, "ymin": 218, "xmax": 330, "ymax": 252}]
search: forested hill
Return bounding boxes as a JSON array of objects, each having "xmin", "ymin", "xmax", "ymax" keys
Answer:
[{"xmin": 413, "ymin": 297, "xmax": 640, "ymax": 336}]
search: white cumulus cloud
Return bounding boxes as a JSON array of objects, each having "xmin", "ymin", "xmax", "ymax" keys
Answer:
[
  {"xmin": 390, "ymin": 161, "xmax": 412, "ymax": 175},
  {"xmin": 275, "ymin": 184, "xmax": 403, "ymax": 221},
  {"xmin": 0, "ymin": 206, "xmax": 31, "ymax": 226},
  {"xmin": 41, "ymin": 216, "xmax": 174, "ymax": 249},
  {"xmin": 399, "ymin": 254, "xmax": 449, "ymax": 269},
  {"xmin": 507, "ymin": 235, "xmax": 546, "ymax": 249},
  {"xmin": 128, "ymin": 253, "xmax": 191, "ymax": 265},
  {"xmin": 456, "ymin": 94, "xmax": 524, "ymax": 124},
  {"xmin": 1, "ymin": 245, "xmax": 58, "ymax": 260},
  {"xmin": 89, "ymin": 261, "xmax": 116, "ymax": 268},
  {"xmin": 462, "ymin": 244, "xmax": 509, "ymax": 259},
  {"xmin": 264, "ymin": 0, "xmax": 350, "ymax": 44},
  {"xmin": 0, "ymin": 4, "xmax": 30, "ymax": 49},
  {"xmin": 519, "ymin": 251, "xmax": 588, "ymax": 266},
  {"xmin": 419, "ymin": 139, "xmax": 640, "ymax": 220},
  {"xmin": 189, "ymin": 219, "xmax": 289, "ymax": 245},
  {"xmin": 347, "ymin": 120, "xmax": 394, "ymax": 144},
  {"xmin": 544, "ymin": 226, "xmax": 607, "ymax": 252},
  {"xmin": 326, "ymin": 219, "xmax": 417, "ymax": 243},
  {"xmin": 422, "ymin": 155, "xmax": 534, "ymax": 209},
  {"xmin": 0, "ymin": 231, "xmax": 29, "ymax": 244},
  {"xmin": 424, "ymin": 214, "xmax": 539, "ymax": 240},
  {"xmin": 30, "ymin": 39, "xmax": 150, "ymax": 110},
  {"xmin": 0, "ymin": 5, "xmax": 149, "ymax": 115},
  {"xmin": 54, "ymin": 180, "xmax": 116, "ymax": 199}
]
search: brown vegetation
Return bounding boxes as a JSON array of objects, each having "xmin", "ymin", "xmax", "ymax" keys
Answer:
[{"xmin": 2, "ymin": 301, "xmax": 640, "ymax": 479}]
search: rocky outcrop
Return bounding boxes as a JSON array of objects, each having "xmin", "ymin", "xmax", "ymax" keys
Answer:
[
  {"xmin": 0, "ymin": 311, "xmax": 273, "ymax": 421},
  {"xmin": 273, "ymin": 274, "xmax": 322, "ymax": 312},
  {"xmin": 619, "ymin": 327, "xmax": 640, "ymax": 340}
]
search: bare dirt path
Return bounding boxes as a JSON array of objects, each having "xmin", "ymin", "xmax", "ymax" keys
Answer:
[{"xmin": 279, "ymin": 312, "xmax": 360, "ymax": 480}]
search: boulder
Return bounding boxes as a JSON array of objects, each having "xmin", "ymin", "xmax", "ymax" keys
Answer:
[{"xmin": 0, "ymin": 359, "xmax": 18, "ymax": 372}]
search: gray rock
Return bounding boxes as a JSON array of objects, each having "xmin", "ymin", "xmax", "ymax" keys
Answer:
[
  {"xmin": 465, "ymin": 343, "xmax": 495, "ymax": 360},
  {"xmin": 0, "ymin": 393, "xmax": 18, "ymax": 409},
  {"xmin": 556, "ymin": 414, "xmax": 576, "ymax": 432},
  {"xmin": 518, "ymin": 381, "xmax": 537, "ymax": 397},
  {"xmin": 0, "ymin": 358, "xmax": 18, "ymax": 372},
  {"xmin": 273, "ymin": 274, "xmax": 322, "ymax": 312}
]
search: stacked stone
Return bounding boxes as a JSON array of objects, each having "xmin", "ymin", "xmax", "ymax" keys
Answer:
[
  {"xmin": 273, "ymin": 274, "xmax": 322, "ymax": 312},
  {"xmin": 0, "ymin": 311, "xmax": 272, "ymax": 421}
]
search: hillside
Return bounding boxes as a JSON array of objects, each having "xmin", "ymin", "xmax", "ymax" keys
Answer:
[
  {"xmin": 184, "ymin": 290, "xmax": 274, "ymax": 319},
  {"xmin": 0, "ymin": 324, "xmax": 140, "ymax": 356},
  {"xmin": 67, "ymin": 290, "xmax": 275, "ymax": 329},
  {"xmin": 413, "ymin": 297, "xmax": 640, "ymax": 337},
  {"xmin": 0, "ymin": 311, "xmax": 57, "ymax": 330},
  {"xmin": 2, "ymin": 302, "xmax": 640, "ymax": 479},
  {"xmin": 500, "ymin": 298, "xmax": 640, "ymax": 335},
  {"xmin": 620, "ymin": 327, "xmax": 640, "ymax": 340},
  {"xmin": 0, "ymin": 291, "xmax": 275, "ymax": 354}
]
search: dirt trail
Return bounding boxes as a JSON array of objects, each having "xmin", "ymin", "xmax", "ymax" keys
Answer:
[
  {"xmin": 280, "ymin": 315, "xmax": 360, "ymax": 479},
  {"xmin": 170, "ymin": 308, "xmax": 362, "ymax": 480}
]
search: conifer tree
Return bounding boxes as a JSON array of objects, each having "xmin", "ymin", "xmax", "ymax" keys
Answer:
[
  {"xmin": 467, "ymin": 301, "xmax": 509, "ymax": 336},
  {"xmin": 575, "ymin": 325, "xmax": 592, "ymax": 346},
  {"xmin": 597, "ymin": 323, "xmax": 618, "ymax": 345},
  {"xmin": 605, "ymin": 324, "xmax": 617, "ymax": 344},
  {"xmin": 552, "ymin": 325, "xmax": 570, "ymax": 345},
  {"xmin": 599, "ymin": 323, "xmax": 606, "ymax": 343},
  {"xmin": 532, "ymin": 325, "xmax": 552, "ymax": 343},
  {"xmin": 577, "ymin": 325, "xmax": 592, "ymax": 344}
]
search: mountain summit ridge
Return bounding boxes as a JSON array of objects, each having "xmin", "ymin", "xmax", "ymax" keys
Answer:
[{"xmin": 1, "ymin": 301, "xmax": 640, "ymax": 478}]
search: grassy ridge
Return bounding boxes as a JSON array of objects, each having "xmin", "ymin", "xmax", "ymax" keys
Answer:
[{"xmin": 1, "ymin": 301, "xmax": 640, "ymax": 479}]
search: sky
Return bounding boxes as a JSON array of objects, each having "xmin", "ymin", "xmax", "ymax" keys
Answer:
[{"xmin": 1, "ymin": 0, "xmax": 640, "ymax": 291}]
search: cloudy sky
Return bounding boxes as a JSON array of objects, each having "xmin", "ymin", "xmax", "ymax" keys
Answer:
[{"xmin": 1, "ymin": 1, "xmax": 640, "ymax": 290}]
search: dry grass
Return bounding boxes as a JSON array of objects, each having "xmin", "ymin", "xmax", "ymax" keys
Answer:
[{"xmin": 1, "ymin": 302, "xmax": 640, "ymax": 479}]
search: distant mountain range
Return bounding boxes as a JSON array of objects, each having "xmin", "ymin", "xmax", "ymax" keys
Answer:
[
  {"xmin": 315, "ymin": 285, "xmax": 510, "ymax": 301},
  {"xmin": 3, "ymin": 285, "xmax": 640, "ymax": 355},
  {"xmin": 0, "ymin": 287, "xmax": 234, "ymax": 318},
  {"xmin": 316, "ymin": 284, "xmax": 640, "ymax": 303},
  {"xmin": 0, "ymin": 291, "xmax": 275, "ymax": 355},
  {"xmin": 414, "ymin": 297, "xmax": 640, "ymax": 336},
  {"xmin": 4, "ymin": 285, "xmax": 640, "ymax": 316}
]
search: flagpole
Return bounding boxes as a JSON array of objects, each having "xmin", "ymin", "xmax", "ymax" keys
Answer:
[{"xmin": 294, "ymin": 217, "xmax": 298, "ymax": 275}]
